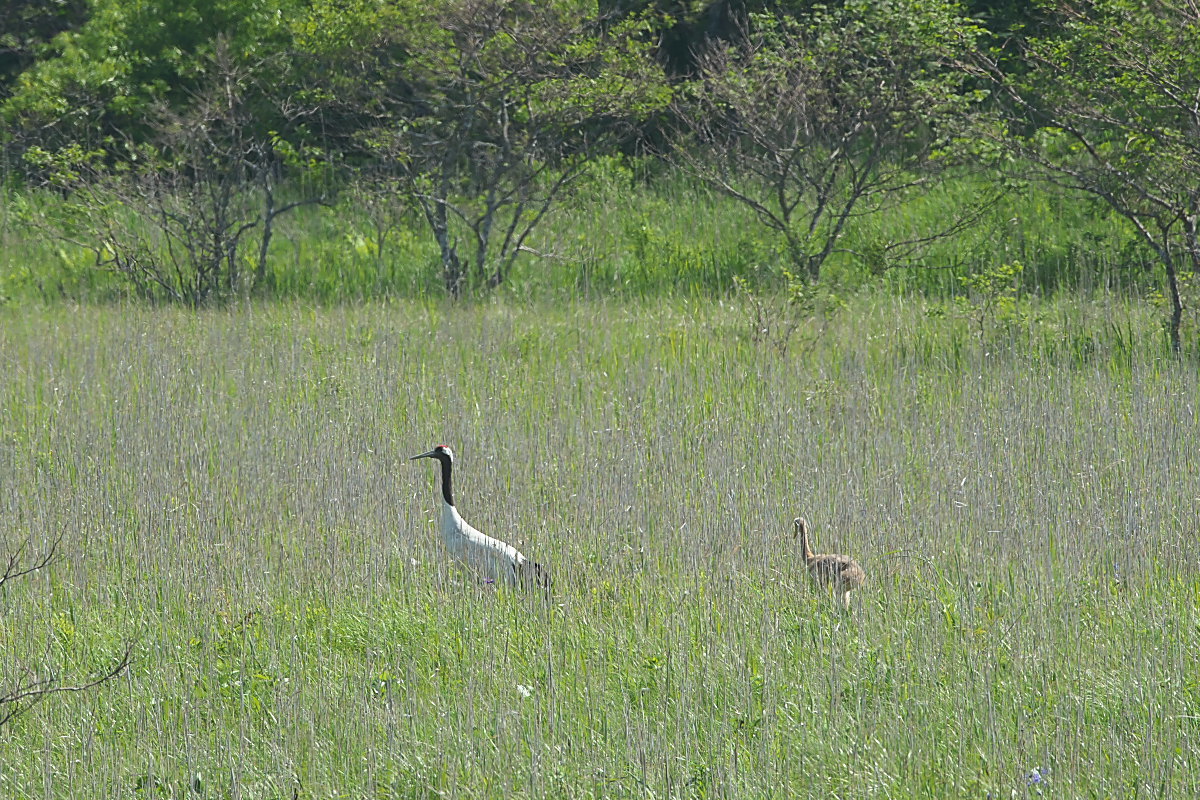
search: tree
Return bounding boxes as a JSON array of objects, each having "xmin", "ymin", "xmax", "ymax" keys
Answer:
[
  {"xmin": 296, "ymin": 0, "xmax": 670, "ymax": 297},
  {"xmin": 970, "ymin": 0, "xmax": 1200, "ymax": 351},
  {"xmin": 24, "ymin": 43, "xmax": 325, "ymax": 306},
  {"xmin": 673, "ymin": 0, "xmax": 988, "ymax": 281},
  {"xmin": 0, "ymin": 0, "xmax": 88, "ymax": 103},
  {"xmin": 1, "ymin": 0, "xmax": 302, "ymax": 155},
  {"xmin": 597, "ymin": 0, "xmax": 751, "ymax": 80}
]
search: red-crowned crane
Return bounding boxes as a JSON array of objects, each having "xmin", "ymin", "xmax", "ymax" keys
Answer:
[
  {"xmin": 410, "ymin": 445, "xmax": 551, "ymax": 593},
  {"xmin": 794, "ymin": 517, "xmax": 865, "ymax": 611}
]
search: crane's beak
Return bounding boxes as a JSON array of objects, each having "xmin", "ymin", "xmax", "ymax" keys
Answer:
[{"xmin": 409, "ymin": 449, "xmax": 439, "ymax": 461}]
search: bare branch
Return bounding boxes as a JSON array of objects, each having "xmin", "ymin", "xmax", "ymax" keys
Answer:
[
  {"xmin": 0, "ymin": 533, "xmax": 62, "ymax": 591},
  {"xmin": 0, "ymin": 644, "xmax": 133, "ymax": 730}
]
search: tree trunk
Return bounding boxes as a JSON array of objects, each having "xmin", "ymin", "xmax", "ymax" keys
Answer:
[
  {"xmin": 784, "ymin": 235, "xmax": 818, "ymax": 281},
  {"xmin": 1151, "ymin": 224, "xmax": 1184, "ymax": 353},
  {"xmin": 1164, "ymin": 255, "xmax": 1183, "ymax": 353},
  {"xmin": 433, "ymin": 202, "xmax": 464, "ymax": 298},
  {"xmin": 255, "ymin": 172, "xmax": 276, "ymax": 292}
]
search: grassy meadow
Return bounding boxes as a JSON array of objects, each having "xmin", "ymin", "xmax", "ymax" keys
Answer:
[{"xmin": 1, "ymin": 295, "xmax": 1198, "ymax": 798}]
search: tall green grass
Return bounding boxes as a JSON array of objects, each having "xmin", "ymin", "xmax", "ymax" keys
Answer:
[
  {"xmin": 0, "ymin": 163, "xmax": 1163, "ymax": 305},
  {"xmin": 1, "ymin": 296, "xmax": 1197, "ymax": 798}
]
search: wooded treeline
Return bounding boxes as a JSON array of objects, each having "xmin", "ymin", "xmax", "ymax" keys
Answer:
[{"xmin": 1, "ymin": 0, "xmax": 1197, "ymax": 347}]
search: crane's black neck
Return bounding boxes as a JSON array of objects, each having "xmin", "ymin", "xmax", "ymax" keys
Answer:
[{"xmin": 434, "ymin": 452, "xmax": 455, "ymax": 506}]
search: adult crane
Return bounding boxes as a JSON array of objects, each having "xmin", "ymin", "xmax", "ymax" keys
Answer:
[{"xmin": 410, "ymin": 445, "xmax": 551, "ymax": 593}]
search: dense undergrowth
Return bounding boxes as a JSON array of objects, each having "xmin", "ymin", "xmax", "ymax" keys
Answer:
[{"xmin": 0, "ymin": 165, "xmax": 1167, "ymax": 308}]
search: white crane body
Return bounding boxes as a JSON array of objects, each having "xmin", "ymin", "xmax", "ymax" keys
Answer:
[{"xmin": 439, "ymin": 500, "xmax": 532, "ymax": 586}]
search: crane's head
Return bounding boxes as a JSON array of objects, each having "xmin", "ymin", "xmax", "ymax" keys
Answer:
[
  {"xmin": 793, "ymin": 517, "xmax": 808, "ymax": 539},
  {"xmin": 409, "ymin": 444, "xmax": 455, "ymax": 463}
]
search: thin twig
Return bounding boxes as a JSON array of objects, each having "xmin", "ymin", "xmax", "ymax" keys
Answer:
[
  {"xmin": 0, "ymin": 533, "xmax": 62, "ymax": 591},
  {"xmin": 0, "ymin": 644, "xmax": 133, "ymax": 729}
]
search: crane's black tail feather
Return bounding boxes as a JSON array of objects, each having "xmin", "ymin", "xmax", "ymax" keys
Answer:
[{"xmin": 517, "ymin": 559, "xmax": 552, "ymax": 596}]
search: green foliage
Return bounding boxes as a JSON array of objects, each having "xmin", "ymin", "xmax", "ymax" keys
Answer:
[
  {"xmin": 1150, "ymin": 267, "xmax": 1198, "ymax": 344},
  {"xmin": 1, "ymin": 0, "xmax": 302, "ymax": 150},
  {"xmin": 948, "ymin": 259, "xmax": 1027, "ymax": 342},
  {"xmin": 292, "ymin": 0, "xmax": 671, "ymax": 296},
  {"xmin": 0, "ymin": 162, "xmax": 1163, "ymax": 306},
  {"xmin": 731, "ymin": 269, "xmax": 843, "ymax": 355},
  {"xmin": 21, "ymin": 140, "xmax": 105, "ymax": 185},
  {"xmin": 19, "ymin": 112, "xmax": 325, "ymax": 305},
  {"xmin": 0, "ymin": 0, "xmax": 88, "ymax": 103},
  {"xmin": 0, "ymin": 0, "xmax": 1193, "ymax": 318}
]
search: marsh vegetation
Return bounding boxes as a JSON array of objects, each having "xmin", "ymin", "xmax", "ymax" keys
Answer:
[{"xmin": 1, "ymin": 299, "xmax": 1197, "ymax": 797}]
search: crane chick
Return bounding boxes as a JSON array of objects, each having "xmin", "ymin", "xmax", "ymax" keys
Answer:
[
  {"xmin": 794, "ymin": 516, "xmax": 865, "ymax": 611},
  {"xmin": 410, "ymin": 445, "xmax": 551, "ymax": 593}
]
